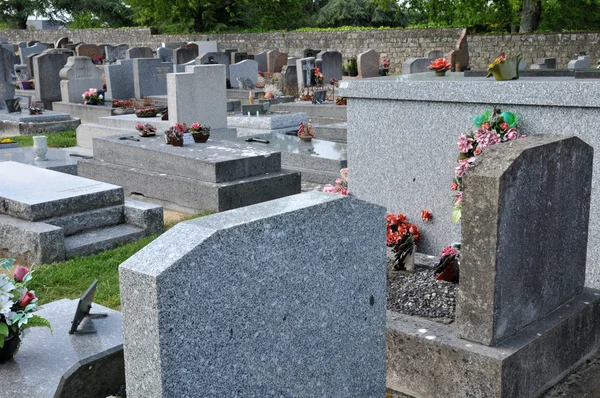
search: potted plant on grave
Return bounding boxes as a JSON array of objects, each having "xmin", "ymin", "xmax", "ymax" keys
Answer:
[
  {"xmin": 263, "ymin": 84, "xmax": 283, "ymax": 100},
  {"xmin": 335, "ymin": 96, "xmax": 347, "ymax": 106},
  {"xmin": 323, "ymin": 168, "xmax": 348, "ymax": 196},
  {"xmin": 428, "ymin": 58, "xmax": 452, "ymax": 76},
  {"xmin": 1, "ymin": 258, "xmax": 51, "ymax": 363},
  {"xmin": 189, "ymin": 123, "xmax": 211, "ymax": 143},
  {"xmin": 136, "ymin": 123, "xmax": 157, "ymax": 137},
  {"xmin": 386, "ymin": 214, "xmax": 421, "ymax": 271},
  {"xmin": 0, "ymin": 138, "xmax": 18, "ymax": 149},
  {"xmin": 82, "ymin": 88, "xmax": 105, "ymax": 105},
  {"xmin": 297, "ymin": 121, "xmax": 315, "ymax": 142},
  {"xmin": 112, "ymin": 100, "xmax": 135, "ymax": 115},
  {"xmin": 379, "ymin": 58, "xmax": 390, "ymax": 76},
  {"xmin": 434, "ymin": 244, "xmax": 460, "ymax": 283},
  {"xmin": 164, "ymin": 123, "xmax": 188, "ymax": 146},
  {"xmin": 135, "ymin": 107, "xmax": 158, "ymax": 118},
  {"xmin": 487, "ymin": 54, "xmax": 522, "ymax": 81}
]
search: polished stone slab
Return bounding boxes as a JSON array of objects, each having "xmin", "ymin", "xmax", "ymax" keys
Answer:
[
  {"xmin": 0, "ymin": 299, "xmax": 124, "ymax": 398},
  {"xmin": 0, "ymin": 161, "xmax": 122, "ymax": 221},
  {"xmin": 0, "ymin": 147, "xmax": 81, "ymax": 174},
  {"xmin": 0, "ymin": 109, "xmax": 72, "ymax": 123}
]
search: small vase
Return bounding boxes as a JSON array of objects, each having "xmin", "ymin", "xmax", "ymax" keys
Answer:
[
  {"xmin": 299, "ymin": 134, "xmax": 313, "ymax": 142},
  {"xmin": 192, "ymin": 133, "xmax": 209, "ymax": 143},
  {"xmin": 435, "ymin": 70, "xmax": 447, "ymax": 77},
  {"xmin": 0, "ymin": 335, "xmax": 20, "ymax": 363},
  {"xmin": 33, "ymin": 136, "xmax": 48, "ymax": 161}
]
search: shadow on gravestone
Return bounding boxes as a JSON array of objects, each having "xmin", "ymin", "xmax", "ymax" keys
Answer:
[
  {"xmin": 132, "ymin": 58, "xmax": 171, "ymax": 98},
  {"xmin": 119, "ymin": 192, "xmax": 386, "ymax": 398}
]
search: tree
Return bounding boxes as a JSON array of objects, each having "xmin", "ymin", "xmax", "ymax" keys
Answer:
[
  {"xmin": 0, "ymin": 0, "xmax": 49, "ymax": 29},
  {"xmin": 519, "ymin": 0, "xmax": 541, "ymax": 32},
  {"xmin": 315, "ymin": 0, "xmax": 406, "ymax": 27}
]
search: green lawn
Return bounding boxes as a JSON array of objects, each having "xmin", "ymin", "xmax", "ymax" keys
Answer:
[{"xmin": 8, "ymin": 130, "xmax": 77, "ymax": 148}]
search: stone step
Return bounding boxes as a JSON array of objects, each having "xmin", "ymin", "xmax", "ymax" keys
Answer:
[
  {"xmin": 76, "ymin": 123, "xmax": 135, "ymax": 149},
  {"xmin": 303, "ymin": 116, "xmax": 347, "ymax": 125},
  {"xmin": 64, "ymin": 223, "xmax": 146, "ymax": 259},
  {"xmin": 98, "ymin": 114, "xmax": 171, "ymax": 131},
  {"xmin": 311, "ymin": 122, "xmax": 347, "ymax": 143},
  {"xmin": 44, "ymin": 204, "xmax": 124, "ymax": 237},
  {"xmin": 271, "ymin": 102, "xmax": 347, "ymax": 120}
]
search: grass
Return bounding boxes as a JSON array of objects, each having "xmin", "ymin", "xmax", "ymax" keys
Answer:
[
  {"xmin": 27, "ymin": 210, "xmax": 212, "ymax": 311},
  {"xmin": 7, "ymin": 130, "xmax": 77, "ymax": 148}
]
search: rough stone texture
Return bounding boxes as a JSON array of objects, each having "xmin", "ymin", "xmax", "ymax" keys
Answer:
[
  {"xmin": 456, "ymin": 135, "xmax": 593, "ymax": 346},
  {"xmin": 105, "ymin": 59, "xmax": 134, "ymax": 100},
  {"xmin": 52, "ymin": 101, "xmax": 115, "ymax": 123},
  {"xmin": 167, "ymin": 64, "xmax": 227, "ymax": 128},
  {"xmin": 0, "ymin": 299, "xmax": 124, "ymax": 398},
  {"xmin": 119, "ymin": 192, "xmax": 386, "ymax": 398},
  {"xmin": 76, "ymin": 123, "xmax": 133, "ymax": 149},
  {"xmin": 33, "ymin": 49, "xmax": 72, "ymax": 106},
  {"xmin": 0, "ymin": 146, "xmax": 80, "ymax": 174},
  {"xmin": 530, "ymin": 57, "xmax": 557, "ymax": 69},
  {"xmin": 59, "ymin": 56, "xmax": 103, "ymax": 103},
  {"xmin": 75, "ymin": 43, "xmax": 101, "ymax": 58},
  {"xmin": 0, "ymin": 214, "xmax": 65, "ymax": 264},
  {"xmin": 132, "ymin": 58, "xmax": 171, "ymax": 98},
  {"xmin": 358, "ymin": 49, "xmax": 379, "ymax": 78},
  {"xmin": 0, "ymin": 116, "xmax": 80, "ymax": 137},
  {"xmin": 123, "ymin": 199, "xmax": 163, "ymax": 235},
  {"xmin": 402, "ymin": 57, "xmax": 432, "ymax": 74},
  {"xmin": 126, "ymin": 46, "xmax": 153, "ymax": 59},
  {"xmin": 0, "ymin": 47, "xmax": 15, "ymax": 108},
  {"xmin": 228, "ymin": 112, "xmax": 306, "ymax": 131},
  {"xmin": 229, "ymin": 59, "xmax": 258, "ymax": 88},
  {"xmin": 45, "ymin": 204, "xmax": 124, "ymax": 236}
]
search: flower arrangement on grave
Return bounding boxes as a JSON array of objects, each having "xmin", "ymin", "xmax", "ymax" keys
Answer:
[
  {"xmin": 451, "ymin": 108, "xmax": 522, "ymax": 224},
  {"xmin": 297, "ymin": 121, "xmax": 315, "ymax": 142},
  {"xmin": 136, "ymin": 123, "xmax": 157, "ymax": 137},
  {"xmin": 164, "ymin": 123, "xmax": 187, "ymax": 146},
  {"xmin": 92, "ymin": 56, "xmax": 105, "ymax": 65},
  {"xmin": 312, "ymin": 67, "xmax": 324, "ymax": 86},
  {"xmin": 323, "ymin": 168, "xmax": 348, "ymax": 196},
  {"xmin": 421, "ymin": 209, "xmax": 433, "ymax": 222},
  {"xmin": 0, "ymin": 138, "xmax": 17, "ymax": 148},
  {"xmin": 434, "ymin": 244, "xmax": 460, "ymax": 283},
  {"xmin": 428, "ymin": 58, "xmax": 452, "ymax": 76},
  {"xmin": 189, "ymin": 123, "xmax": 210, "ymax": 143},
  {"xmin": 1, "ymin": 138, "xmax": 14, "ymax": 144},
  {"xmin": 336, "ymin": 96, "xmax": 347, "ymax": 106},
  {"xmin": 386, "ymin": 214, "xmax": 421, "ymax": 271},
  {"xmin": 135, "ymin": 107, "xmax": 158, "ymax": 118},
  {"xmin": 263, "ymin": 84, "xmax": 283, "ymax": 100},
  {"xmin": 28, "ymin": 106, "xmax": 43, "ymax": 115},
  {"xmin": 82, "ymin": 88, "xmax": 104, "ymax": 105},
  {"xmin": 112, "ymin": 100, "xmax": 134, "ymax": 109},
  {"xmin": 487, "ymin": 54, "xmax": 522, "ymax": 81},
  {"xmin": 379, "ymin": 58, "xmax": 391, "ymax": 76},
  {"xmin": 1, "ymin": 258, "xmax": 51, "ymax": 363}
]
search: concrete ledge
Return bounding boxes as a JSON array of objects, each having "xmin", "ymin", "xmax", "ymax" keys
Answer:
[
  {"xmin": 0, "ymin": 214, "xmax": 65, "ymax": 265},
  {"xmin": 52, "ymin": 102, "xmax": 116, "ymax": 123},
  {"xmin": 271, "ymin": 102, "xmax": 347, "ymax": 119},
  {"xmin": 386, "ymin": 288, "xmax": 600, "ymax": 398},
  {"xmin": 76, "ymin": 123, "xmax": 135, "ymax": 149},
  {"xmin": 124, "ymin": 199, "xmax": 164, "ymax": 234}
]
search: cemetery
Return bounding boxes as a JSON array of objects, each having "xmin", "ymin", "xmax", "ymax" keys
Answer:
[{"xmin": 2, "ymin": 21, "xmax": 600, "ymax": 398}]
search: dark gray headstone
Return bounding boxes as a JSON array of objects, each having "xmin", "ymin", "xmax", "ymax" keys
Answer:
[
  {"xmin": 254, "ymin": 51, "xmax": 267, "ymax": 73},
  {"xmin": 132, "ymin": 58, "xmax": 171, "ymax": 98},
  {"xmin": 0, "ymin": 47, "xmax": 15, "ymax": 107},
  {"xmin": 198, "ymin": 52, "xmax": 230, "ymax": 78},
  {"xmin": 106, "ymin": 59, "xmax": 135, "ymax": 100},
  {"xmin": 127, "ymin": 47, "xmax": 154, "ymax": 59},
  {"xmin": 20, "ymin": 43, "xmax": 47, "ymax": 64},
  {"xmin": 317, "ymin": 51, "xmax": 342, "ymax": 82},
  {"xmin": 280, "ymin": 64, "xmax": 297, "ymax": 86},
  {"xmin": 34, "ymin": 49, "xmax": 72, "ymax": 103},
  {"xmin": 157, "ymin": 47, "xmax": 173, "ymax": 62},
  {"xmin": 267, "ymin": 49, "xmax": 287, "ymax": 73},
  {"xmin": 174, "ymin": 46, "xmax": 198, "ymax": 64},
  {"xmin": 106, "ymin": 45, "xmax": 129, "ymax": 62}
]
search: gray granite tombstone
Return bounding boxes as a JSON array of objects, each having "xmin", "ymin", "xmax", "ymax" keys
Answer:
[
  {"xmin": 105, "ymin": 59, "xmax": 134, "ymax": 100},
  {"xmin": 568, "ymin": 55, "xmax": 592, "ymax": 69},
  {"xmin": 34, "ymin": 49, "xmax": 73, "ymax": 105},
  {"xmin": 20, "ymin": 42, "xmax": 47, "ymax": 65},
  {"xmin": 198, "ymin": 52, "xmax": 230, "ymax": 78},
  {"xmin": 229, "ymin": 59, "xmax": 258, "ymax": 88},
  {"xmin": 254, "ymin": 50, "xmax": 268, "ymax": 72},
  {"xmin": 223, "ymin": 48, "xmax": 237, "ymax": 59},
  {"xmin": 126, "ymin": 47, "xmax": 153, "ymax": 59},
  {"xmin": 402, "ymin": 58, "xmax": 432, "ymax": 74},
  {"xmin": 287, "ymin": 56, "xmax": 298, "ymax": 66},
  {"xmin": 106, "ymin": 45, "xmax": 129, "ymax": 62},
  {"xmin": 358, "ymin": 49, "xmax": 379, "ymax": 78},
  {"xmin": 132, "ymin": 58, "xmax": 171, "ymax": 98},
  {"xmin": 266, "ymin": 49, "xmax": 287, "ymax": 73},
  {"xmin": 119, "ymin": 192, "xmax": 386, "ymax": 398},
  {"xmin": 296, "ymin": 57, "xmax": 315, "ymax": 89},
  {"xmin": 0, "ymin": 47, "xmax": 15, "ymax": 108},
  {"xmin": 173, "ymin": 46, "xmax": 198, "ymax": 64},
  {"xmin": 76, "ymin": 44, "xmax": 101, "ymax": 59},
  {"xmin": 156, "ymin": 47, "xmax": 173, "ymax": 62},
  {"xmin": 195, "ymin": 41, "xmax": 217, "ymax": 54},
  {"xmin": 316, "ymin": 51, "xmax": 342, "ymax": 82},
  {"xmin": 230, "ymin": 51, "xmax": 248, "ymax": 64},
  {"xmin": 26, "ymin": 52, "xmax": 42, "ymax": 78},
  {"xmin": 59, "ymin": 56, "xmax": 103, "ymax": 103}
]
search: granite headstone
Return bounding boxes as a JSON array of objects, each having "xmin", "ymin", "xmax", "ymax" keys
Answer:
[
  {"xmin": 255, "ymin": 50, "xmax": 268, "ymax": 72},
  {"xmin": 132, "ymin": 58, "xmax": 171, "ymax": 98},
  {"xmin": 0, "ymin": 47, "xmax": 15, "ymax": 108},
  {"xmin": 266, "ymin": 49, "xmax": 287, "ymax": 73},
  {"xmin": 105, "ymin": 59, "xmax": 135, "ymax": 100},
  {"xmin": 76, "ymin": 44, "xmax": 101, "ymax": 59},
  {"xmin": 316, "ymin": 51, "xmax": 342, "ymax": 82},
  {"xmin": 358, "ymin": 49, "xmax": 379, "ymax": 78},
  {"xmin": 106, "ymin": 45, "xmax": 129, "ymax": 62},
  {"xmin": 229, "ymin": 59, "xmax": 258, "ymax": 89},
  {"xmin": 126, "ymin": 47, "xmax": 154, "ymax": 59},
  {"xmin": 34, "ymin": 49, "xmax": 73, "ymax": 105},
  {"xmin": 59, "ymin": 56, "xmax": 103, "ymax": 103},
  {"xmin": 20, "ymin": 43, "xmax": 47, "ymax": 65}
]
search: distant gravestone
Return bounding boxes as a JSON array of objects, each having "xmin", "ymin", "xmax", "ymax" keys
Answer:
[
  {"xmin": 98, "ymin": 44, "xmax": 110, "ymax": 58},
  {"xmin": 568, "ymin": 55, "xmax": 591, "ymax": 70},
  {"xmin": 198, "ymin": 52, "xmax": 230, "ymax": 78},
  {"xmin": 76, "ymin": 44, "xmax": 101, "ymax": 59},
  {"xmin": 456, "ymin": 135, "xmax": 593, "ymax": 346},
  {"xmin": 173, "ymin": 46, "xmax": 198, "ymax": 64},
  {"xmin": 428, "ymin": 50, "xmax": 445, "ymax": 59},
  {"xmin": 34, "ymin": 49, "xmax": 73, "ymax": 105},
  {"xmin": 126, "ymin": 47, "xmax": 153, "ymax": 59},
  {"xmin": 119, "ymin": 192, "xmax": 386, "ymax": 398},
  {"xmin": 106, "ymin": 45, "xmax": 129, "ymax": 62},
  {"xmin": 229, "ymin": 59, "xmax": 258, "ymax": 88},
  {"xmin": 287, "ymin": 57, "xmax": 298, "ymax": 66},
  {"xmin": 105, "ymin": 59, "xmax": 135, "ymax": 100},
  {"xmin": 230, "ymin": 52, "xmax": 248, "ymax": 64},
  {"xmin": 358, "ymin": 49, "xmax": 379, "ymax": 78},
  {"xmin": 194, "ymin": 41, "xmax": 217, "ymax": 55},
  {"xmin": 132, "ymin": 58, "xmax": 171, "ymax": 98},
  {"xmin": 255, "ymin": 51, "xmax": 268, "ymax": 72},
  {"xmin": 157, "ymin": 47, "xmax": 173, "ymax": 62},
  {"xmin": 402, "ymin": 58, "xmax": 432, "ymax": 74},
  {"xmin": 59, "ymin": 56, "xmax": 103, "ymax": 103},
  {"xmin": 530, "ymin": 57, "xmax": 557, "ymax": 70},
  {"xmin": 223, "ymin": 48, "xmax": 237, "ymax": 59},
  {"xmin": 296, "ymin": 57, "xmax": 315, "ymax": 89},
  {"xmin": 304, "ymin": 48, "xmax": 321, "ymax": 58},
  {"xmin": 55, "ymin": 37, "xmax": 70, "ymax": 49},
  {"xmin": 161, "ymin": 42, "xmax": 186, "ymax": 50},
  {"xmin": 447, "ymin": 28, "xmax": 469, "ymax": 71},
  {"xmin": 174, "ymin": 59, "xmax": 195, "ymax": 73},
  {"xmin": 317, "ymin": 51, "xmax": 342, "ymax": 82},
  {"xmin": 167, "ymin": 64, "xmax": 227, "ymax": 128},
  {"xmin": 280, "ymin": 64, "xmax": 297, "ymax": 87},
  {"xmin": 0, "ymin": 47, "xmax": 15, "ymax": 108},
  {"xmin": 266, "ymin": 49, "xmax": 287, "ymax": 73},
  {"xmin": 20, "ymin": 43, "xmax": 47, "ymax": 65},
  {"xmin": 26, "ymin": 53, "xmax": 42, "ymax": 78}
]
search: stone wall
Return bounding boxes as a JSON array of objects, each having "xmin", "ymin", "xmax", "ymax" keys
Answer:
[{"xmin": 1, "ymin": 27, "xmax": 599, "ymax": 72}]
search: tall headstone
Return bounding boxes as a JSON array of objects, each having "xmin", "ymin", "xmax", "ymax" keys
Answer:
[
  {"xmin": 568, "ymin": 55, "xmax": 591, "ymax": 69},
  {"xmin": 266, "ymin": 49, "xmax": 287, "ymax": 73},
  {"xmin": 26, "ymin": 53, "xmax": 42, "ymax": 78},
  {"xmin": 317, "ymin": 50, "xmax": 342, "ymax": 82},
  {"xmin": 119, "ymin": 192, "xmax": 386, "ymax": 398},
  {"xmin": 76, "ymin": 44, "xmax": 101, "ymax": 59},
  {"xmin": 229, "ymin": 59, "xmax": 258, "ymax": 88},
  {"xmin": 132, "ymin": 58, "xmax": 171, "ymax": 98},
  {"xmin": 105, "ymin": 59, "xmax": 135, "ymax": 100},
  {"xmin": 106, "ymin": 45, "xmax": 129, "ymax": 62},
  {"xmin": 296, "ymin": 57, "xmax": 315, "ymax": 89},
  {"xmin": 447, "ymin": 28, "xmax": 469, "ymax": 71},
  {"xmin": 173, "ymin": 46, "xmax": 198, "ymax": 64},
  {"xmin": 456, "ymin": 135, "xmax": 593, "ymax": 346},
  {"xmin": 0, "ymin": 47, "xmax": 15, "ymax": 108},
  {"xmin": 197, "ymin": 52, "xmax": 230, "ymax": 78},
  {"xmin": 167, "ymin": 64, "xmax": 227, "ymax": 128},
  {"xmin": 126, "ymin": 47, "xmax": 154, "ymax": 59},
  {"xmin": 358, "ymin": 49, "xmax": 379, "ymax": 78},
  {"xmin": 157, "ymin": 47, "xmax": 173, "ymax": 62},
  {"xmin": 59, "ymin": 56, "xmax": 103, "ymax": 103},
  {"xmin": 34, "ymin": 49, "xmax": 72, "ymax": 106},
  {"xmin": 255, "ymin": 50, "xmax": 268, "ymax": 72},
  {"xmin": 20, "ymin": 43, "xmax": 47, "ymax": 64}
]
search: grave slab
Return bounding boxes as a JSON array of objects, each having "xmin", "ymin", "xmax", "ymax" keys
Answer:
[
  {"xmin": 0, "ymin": 146, "xmax": 81, "ymax": 174},
  {"xmin": 227, "ymin": 112, "xmax": 306, "ymax": 133}
]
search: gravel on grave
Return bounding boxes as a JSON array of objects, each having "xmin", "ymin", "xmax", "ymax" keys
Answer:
[{"xmin": 386, "ymin": 259, "xmax": 457, "ymax": 323}]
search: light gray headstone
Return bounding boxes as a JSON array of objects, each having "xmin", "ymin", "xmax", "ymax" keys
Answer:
[
  {"xmin": 161, "ymin": 42, "xmax": 186, "ymax": 50},
  {"xmin": 255, "ymin": 51, "xmax": 268, "ymax": 73},
  {"xmin": 456, "ymin": 135, "xmax": 593, "ymax": 346},
  {"xmin": 174, "ymin": 59, "xmax": 196, "ymax": 73},
  {"xmin": 193, "ymin": 41, "xmax": 217, "ymax": 55},
  {"xmin": 106, "ymin": 59, "xmax": 135, "ymax": 100},
  {"xmin": 568, "ymin": 55, "xmax": 591, "ymax": 70},
  {"xmin": 229, "ymin": 59, "xmax": 258, "ymax": 88},
  {"xmin": 126, "ymin": 47, "xmax": 154, "ymax": 59},
  {"xmin": 132, "ymin": 58, "xmax": 171, "ymax": 98},
  {"xmin": 358, "ymin": 49, "xmax": 379, "ymax": 78},
  {"xmin": 0, "ymin": 47, "xmax": 15, "ymax": 107},
  {"xmin": 402, "ymin": 58, "xmax": 432, "ymax": 74},
  {"xmin": 119, "ymin": 192, "xmax": 386, "ymax": 397},
  {"xmin": 167, "ymin": 64, "xmax": 227, "ymax": 128},
  {"xmin": 59, "ymin": 56, "xmax": 103, "ymax": 103},
  {"xmin": 157, "ymin": 47, "xmax": 173, "ymax": 62},
  {"xmin": 106, "ymin": 45, "xmax": 129, "ymax": 62},
  {"xmin": 34, "ymin": 49, "xmax": 72, "ymax": 103},
  {"xmin": 197, "ymin": 52, "xmax": 230, "ymax": 78},
  {"xmin": 20, "ymin": 43, "xmax": 47, "ymax": 65},
  {"xmin": 428, "ymin": 50, "xmax": 445, "ymax": 59},
  {"xmin": 316, "ymin": 51, "xmax": 342, "ymax": 82}
]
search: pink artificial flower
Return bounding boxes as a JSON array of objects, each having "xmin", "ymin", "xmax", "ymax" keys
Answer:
[
  {"xmin": 323, "ymin": 184, "xmax": 336, "ymax": 193},
  {"xmin": 500, "ymin": 123, "xmax": 509, "ymax": 131},
  {"xmin": 454, "ymin": 191, "xmax": 463, "ymax": 206},
  {"xmin": 505, "ymin": 128, "xmax": 518, "ymax": 141},
  {"xmin": 474, "ymin": 147, "xmax": 482, "ymax": 156},
  {"xmin": 455, "ymin": 157, "xmax": 475, "ymax": 178},
  {"xmin": 474, "ymin": 128, "xmax": 501, "ymax": 150},
  {"xmin": 481, "ymin": 123, "xmax": 490, "ymax": 130},
  {"xmin": 440, "ymin": 245, "xmax": 459, "ymax": 258},
  {"xmin": 457, "ymin": 134, "xmax": 473, "ymax": 152},
  {"xmin": 451, "ymin": 183, "xmax": 458, "ymax": 190},
  {"xmin": 520, "ymin": 134, "xmax": 527, "ymax": 138},
  {"xmin": 335, "ymin": 178, "xmax": 342, "ymax": 184}
]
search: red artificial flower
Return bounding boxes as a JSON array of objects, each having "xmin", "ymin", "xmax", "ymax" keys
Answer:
[
  {"xmin": 428, "ymin": 58, "xmax": 451, "ymax": 71},
  {"xmin": 18, "ymin": 291, "xmax": 36, "ymax": 308},
  {"xmin": 13, "ymin": 266, "xmax": 30, "ymax": 282},
  {"xmin": 450, "ymin": 183, "xmax": 458, "ymax": 191},
  {"xmin": 474, "ymin": 147, "xmax": 482, "ymax": 155},
  {"xmin": 500, "ymin": 123, "xmax": 508, "ymax": 131},
  {"xmin": 421, "ymin": 210, "xmax": 433, "ymax": 222}
]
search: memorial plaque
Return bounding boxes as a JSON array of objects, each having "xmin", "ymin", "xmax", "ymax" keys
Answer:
[{"xmin": 69, "ymin": 280, "xmax": 108, "ymax": 334}]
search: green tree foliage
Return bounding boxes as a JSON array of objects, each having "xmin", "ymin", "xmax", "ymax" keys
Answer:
[
  {"xmin": 538, "ymin": 0, "xmax": 600, "ymax": 31},
  {"xmin": 315, "ymin": 0, "xmax": 407, "ymax": 27},
  {"xmin": 0, "ymin": 0, "xmax": 49, "ymax": 29}
]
